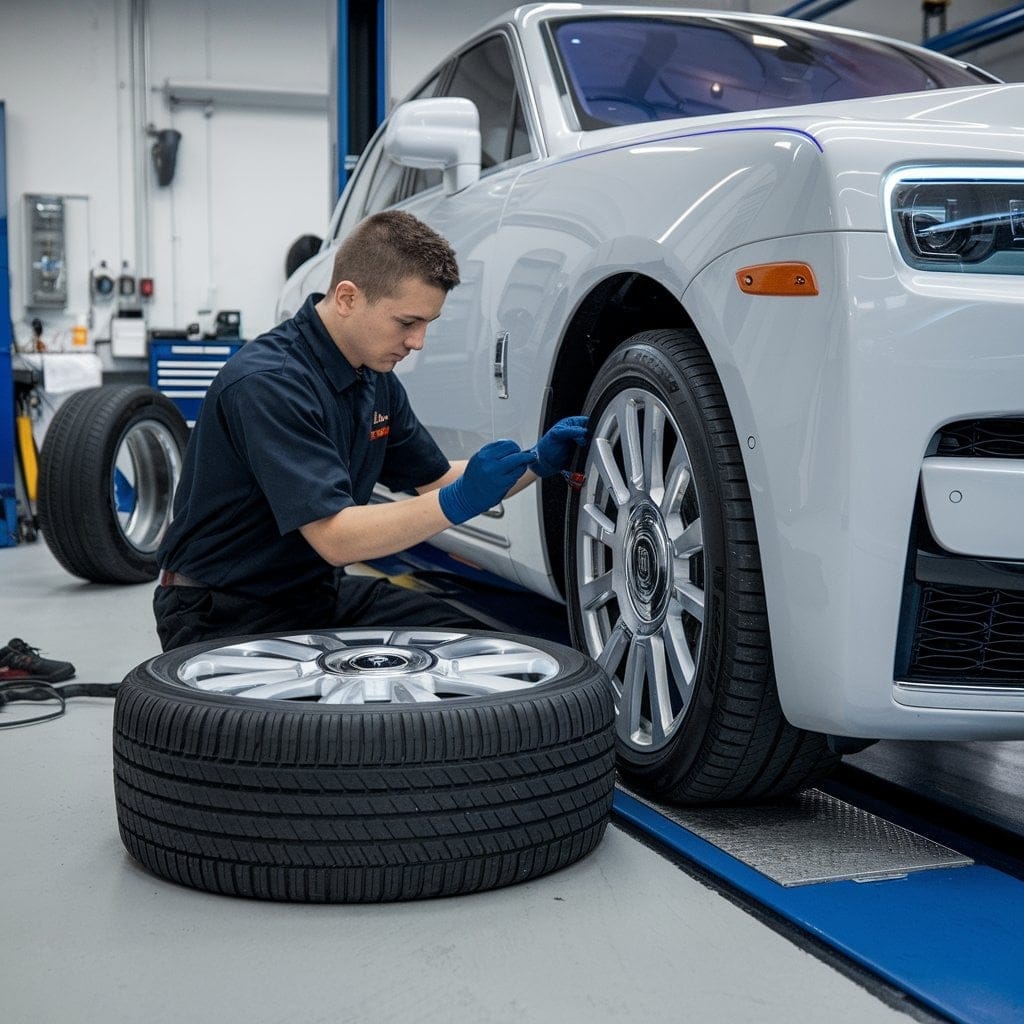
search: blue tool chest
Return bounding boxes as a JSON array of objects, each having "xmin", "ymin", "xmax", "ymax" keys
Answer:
[{"xmin": 148, "ymin": 340, "xmax": 243, "ymax": 427}]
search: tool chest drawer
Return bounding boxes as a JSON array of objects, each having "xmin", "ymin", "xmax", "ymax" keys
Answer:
[{"xmin": 148, "ymin": 340, "xmax": 242, "ymax": 427}]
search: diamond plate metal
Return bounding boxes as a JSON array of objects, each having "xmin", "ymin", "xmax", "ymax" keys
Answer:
[{"xmin": 618, "ymin": 784, "xmax": 973, "ymax": 886}]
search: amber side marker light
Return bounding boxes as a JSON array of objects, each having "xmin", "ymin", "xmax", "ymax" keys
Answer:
[{"xmin": 736, "ymin": 262, "xmax": 818, "ymax": 296}]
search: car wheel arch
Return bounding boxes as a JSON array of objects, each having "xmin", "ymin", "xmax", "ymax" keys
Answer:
[{"xmin": 539, "ymin": 271, "xmax": 704, "ymax": 600}]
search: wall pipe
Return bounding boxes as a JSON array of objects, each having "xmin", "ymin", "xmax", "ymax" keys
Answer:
[
  {"xmin": 776, "ymin": 0, "xmax": 859, "ymax": 21},
  {"xmin": 923, "ymin": 1, "xmax": 1024, "ymax": 56}
]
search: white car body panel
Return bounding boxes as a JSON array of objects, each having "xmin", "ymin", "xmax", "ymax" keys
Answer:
[
  {"xmin": 278, "ymin": 4, "xmax": 1024, "ymax": 741},
  {"xmin": 921, "ymin": 458, "xmax": 1024, "ymax": 561}
]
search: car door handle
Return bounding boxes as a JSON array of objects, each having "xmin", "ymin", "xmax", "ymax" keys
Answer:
[{"xmin": 493, "ymin": 331, "xmax": 509, "ymax": 400}]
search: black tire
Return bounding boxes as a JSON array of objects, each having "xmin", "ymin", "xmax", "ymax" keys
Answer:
[
  {"xmin": 284, "ymin": 233, "xmax": 323, "ymax": 279},
  {"xmin": 38, "ymin": 385, "xmax": 189, "ymax": 584},
  {"xmin": 113, "ymin": 628, "xmax": 616, "ymax": 902},
  {"xmin": 566, "ymin": 329, "xmax": 838, "ymax": 804}
]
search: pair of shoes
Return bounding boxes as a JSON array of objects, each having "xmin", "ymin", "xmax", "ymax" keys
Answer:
[{"xmin": 0, "ymin": 638, "xmax": 76, "ymax": 682}]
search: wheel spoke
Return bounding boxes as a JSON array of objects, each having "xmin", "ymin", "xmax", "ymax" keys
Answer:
[
  {"xmin": 670, "ymin": 517, "xmax": 703, "ymax": 560},
  {"xmin": 225, "ymin": 638, "xmax": 325, "ymax": 660},
  {"xmin": 622, "ymin": 396, "xmax": 644, "ymax": 490},
  {"xmin": 662, "ymin": 617, "xmax": 696, "ymax": 693},
  {"xmin": 660, "ymin": 452, "xmax": 692, "ymax": 516},
  {"xmin": 643, "ymin": 402, "xmax": 667, "ymax": 503},
  {"xmin": 592, "ymin": 437, "xmax": 630, "ymax": 507},
  {"xmin": 390, "ymin": 629, "xmax": 466, "ymax": 648},
  {"xmin": 580, "ymin": 502, "xmax": 616, "ymax": 545},
  {"xmin": 618, "ymin": 640, "xmax": 646, "ymax": 743},
  {"xmin": 438, "ymin": 652, "xmax": 558, "ymax": 678},
  {"xmin": 642, "ymin": 634, "xmax": 671, "ymax": 746},
  {"xmin": 436, "ymin": 673, "xmax": 548, "ymax": 695},
  {"xmin": 180, "ymin": 654, "xmax": 308, "ymax": 679},
  {"xmin": 240, "ymin": 679, "xmax": 320, "ymax": 701},
  {"xmin": 673, "ymin": 581, "xmax": 705, "ymax": 623},
  {"xmin": 596, "ymin": 619, "xmax": 631, "ymax": 677},
  {"xmin": 191, "ymin": 668, "xmax": 305, "ymax": 693},
  {"xmin": 580, "ymin": 571, "xmax": 616, "ymax": 613}
]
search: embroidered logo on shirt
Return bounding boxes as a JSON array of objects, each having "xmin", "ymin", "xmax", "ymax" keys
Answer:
[{"xmin": 369, "ymin": 410, "xmax": 390, "ymax": 442}]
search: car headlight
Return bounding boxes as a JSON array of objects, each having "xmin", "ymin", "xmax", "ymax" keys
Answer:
[{"xmin": 886, "ymin": 168, "xmax": 1024, "ymax": 274}]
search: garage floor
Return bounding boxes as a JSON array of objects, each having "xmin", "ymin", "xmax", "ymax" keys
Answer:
[{"xmin": 0, "ymin": 541, "xmax": 946, "ymax": 1023}]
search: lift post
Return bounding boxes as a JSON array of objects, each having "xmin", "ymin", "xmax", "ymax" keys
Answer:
[{"xmin": 0, "ymin": 101, "xmax": 18, "ymax": 548}]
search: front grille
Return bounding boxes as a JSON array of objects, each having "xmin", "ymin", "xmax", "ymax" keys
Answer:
[
  {"xmin": 937, "ymin": 418, "xmax": 1024, "ymax": 459},
  {"xmin": 907, "ymin": 584, "xmax": 1024, "ymax": 682}
]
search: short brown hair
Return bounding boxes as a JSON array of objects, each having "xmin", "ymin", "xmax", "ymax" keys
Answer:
[{"xmin": 327, "ymin": 210, "xmax": 460, "ymax": 301}]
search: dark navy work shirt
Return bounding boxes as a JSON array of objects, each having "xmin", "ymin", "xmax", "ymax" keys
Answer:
[{"xmin": 158, "ymin": 294, "xmax": 450, "ymax": 598}]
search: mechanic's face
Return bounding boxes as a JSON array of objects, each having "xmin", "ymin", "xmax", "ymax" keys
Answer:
[{"xmin": 332, "ymin": 276, "xmax": 446, "ymax": 373}]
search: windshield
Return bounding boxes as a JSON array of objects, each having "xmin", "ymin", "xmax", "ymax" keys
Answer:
[{"xmin": 551, "ymin": 16, "xmax": 990, "ymax": 130}]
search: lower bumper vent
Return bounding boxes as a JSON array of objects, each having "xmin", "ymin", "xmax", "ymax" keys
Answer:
[
  {"xmin": 937, "ymin": 418, "xmax": 1024, "ymax": 459},
  {"xmin": 908, "ymin": 584, "xmax": 1024, "ymax": 682}
]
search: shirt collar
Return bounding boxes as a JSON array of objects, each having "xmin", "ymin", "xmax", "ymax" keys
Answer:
[{"xmin": 295, "ymin": 293, "xmax": 374, "ymax": 393}]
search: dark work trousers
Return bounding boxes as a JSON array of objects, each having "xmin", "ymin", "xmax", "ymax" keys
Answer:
[{"xmin": 153, "ymin": 569, "xmax": 484, "ymax": 652}]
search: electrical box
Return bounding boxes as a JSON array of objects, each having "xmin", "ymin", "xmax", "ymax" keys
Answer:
[{"xmin": 24, "ymin": 193, "xmax": 66, "ymax": 308}]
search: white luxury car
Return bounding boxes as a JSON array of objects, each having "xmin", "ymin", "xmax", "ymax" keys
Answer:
[{"xmin": 278, "ymin": 3, "xmax": 1024, "ymax": 803}]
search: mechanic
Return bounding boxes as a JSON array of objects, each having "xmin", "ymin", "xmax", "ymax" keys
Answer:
[{"xmin": 154, "ymin": 210, "xmax": 588, "ymax": 651}]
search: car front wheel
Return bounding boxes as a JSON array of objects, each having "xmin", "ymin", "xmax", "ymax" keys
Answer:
[{"xmin": 566, "ymin": 328, "xmax": 838, "ymax": 803}]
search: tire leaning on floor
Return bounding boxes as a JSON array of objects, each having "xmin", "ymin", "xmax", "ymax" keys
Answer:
[
  {"xmin": 113, "ymin": 629, "xmax": 617, "ymax": 902},
  {"xmin": 38, "ymin": 385, "xmax": 189, "ymax": 584}
]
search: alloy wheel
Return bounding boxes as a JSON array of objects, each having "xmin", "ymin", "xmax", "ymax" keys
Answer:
[
  {"xmin": 176, "ymin": 629, "xmax": 563, "ymax": 704},
  {"xmin": 113, "ymin": 420, "xmax": 183, "ymax": 554},
  {"xmin": 575, "ymin": 387, "xmax": 706, "ymax": 751}
]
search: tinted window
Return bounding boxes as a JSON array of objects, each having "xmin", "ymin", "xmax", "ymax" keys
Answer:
[
  {"xmin": 552, "ymin": 17, "xmax": 989, "ymax": 129},
  {"xmin": 445, "ymin": 35, "xmax": 527, "ymax": 170}
]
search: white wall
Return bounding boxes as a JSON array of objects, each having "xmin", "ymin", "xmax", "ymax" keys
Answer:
[{"xmin": 0, "ymin": 0, "xmax": 331, "ymax": 352}]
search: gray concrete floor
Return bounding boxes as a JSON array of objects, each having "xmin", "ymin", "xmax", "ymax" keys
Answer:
[{"xmin": 0, "ymin": 541, "xmax": 923, "ymax": 1024}]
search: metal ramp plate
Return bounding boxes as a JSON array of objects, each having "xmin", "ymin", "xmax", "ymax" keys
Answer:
[{"xmin": 618, "ymin": 784, "xmax": 973, "ymax": 886}]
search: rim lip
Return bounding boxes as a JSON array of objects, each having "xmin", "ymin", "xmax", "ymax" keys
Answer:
[
  {"xmin": 172, "ymin": 629, "xmax": 565, "ymax": 706},
  {"xmin": 575, "ymin": 386, "xmax": 707, "ymax": 753},
  {"xmin": 113, "ymin": 419, "xmax": 183, "ymax": 554}
]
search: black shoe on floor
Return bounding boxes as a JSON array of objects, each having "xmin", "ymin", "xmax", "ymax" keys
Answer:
[{"xmin": 0, "ymin": 638, "xmax": 76, "ymax": 682}]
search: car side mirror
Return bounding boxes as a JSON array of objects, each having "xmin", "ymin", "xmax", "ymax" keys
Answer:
[{"xmin": 384, "ymin": 97, "xmax": 481, "ymax": 196}]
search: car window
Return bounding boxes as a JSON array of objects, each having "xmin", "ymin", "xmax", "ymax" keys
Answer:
[
  {"xmin": 550, "ymin": 16, "xmax": 990, "ymax": 129},
  {"xmin": 444, "ymin": 34, "xmax": 530, "ymax": 172},
  {"xmin": 353, "ymin": 74, "xmax": 442, "ymax": 217},
  {"xmin": 405, "ymin": 36, "xmax": 530, "ymax": 200}
]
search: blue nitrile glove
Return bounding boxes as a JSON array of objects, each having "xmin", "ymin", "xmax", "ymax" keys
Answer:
[
  {"xmin": 439, "ymin": 439, "xmax": 535, "ymax": 525},
  {"xmin": 528, "ymin": 416, "xmax": 590, "ymax": 478}
]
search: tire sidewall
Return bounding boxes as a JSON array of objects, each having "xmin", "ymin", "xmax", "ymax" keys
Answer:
[{"xmin": 567, "ymin": 332, "xmax": 731, "ymax": 786}]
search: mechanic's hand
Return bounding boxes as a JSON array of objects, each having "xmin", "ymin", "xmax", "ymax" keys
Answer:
[
  {"xmin": 439, "ymin": 439, "xmax": 535, "ymax": 525},
  {"xmin": 528, "ymin": 416, "xmax": 590, "ymax": 477}
]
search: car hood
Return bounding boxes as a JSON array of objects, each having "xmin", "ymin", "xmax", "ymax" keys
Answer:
[
  {"xmin": 573, "ymin": 83, "xmax": 1024, "ymax": 154},
  {"xmin": 567, "ymin": 84, "xmax": 1024, "ymax": 232}
]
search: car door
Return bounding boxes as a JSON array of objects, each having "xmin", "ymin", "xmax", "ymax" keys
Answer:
[{"xmin": 392, "ymin": 32, "xmax": 536, "ymax": 476}]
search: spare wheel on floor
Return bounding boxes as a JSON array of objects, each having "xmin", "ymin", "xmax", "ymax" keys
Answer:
[
  {"xmin": 114, "ymin": 628, "xmax": 616, "ymax": 902},
  {"xmin": 38, "ymin": 384, "xmax": 189, "ymax": 584}
]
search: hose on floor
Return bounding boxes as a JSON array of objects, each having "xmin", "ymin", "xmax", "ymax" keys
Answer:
[{"xmin": 0, "ymin": 679, "xmax": 120, "ymax": 729}]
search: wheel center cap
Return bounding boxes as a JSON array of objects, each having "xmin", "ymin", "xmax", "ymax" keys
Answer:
[
  {"xmin": 320, "ymin": 646, "xmax": 434, "ymax": 675},
  {"xmin": 624, "ymin": 502, "xmax": 671, "ymax": 632}
]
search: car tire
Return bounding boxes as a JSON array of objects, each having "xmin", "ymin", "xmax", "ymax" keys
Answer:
[
  {"xmin": 566, "ymin": 328, "xmax": 838, "ymax": 804},
  {"xmin": 113, "ymin": 628, "xmax": 616, "ymax": 902},
  {"xmin": 38, "ymin": 385, "xmax": 188, "ymax": 584},
  {"xmin": 284, "ymin": 233, "xmax": 323, "ymax": 279}
]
